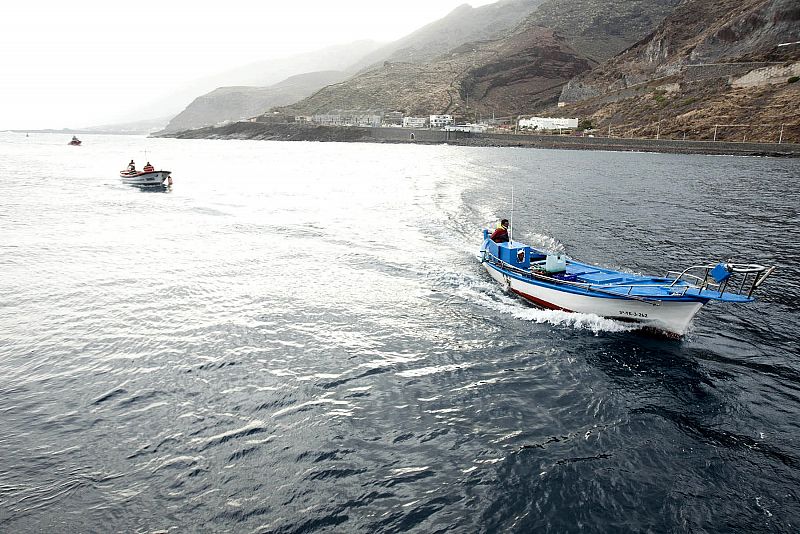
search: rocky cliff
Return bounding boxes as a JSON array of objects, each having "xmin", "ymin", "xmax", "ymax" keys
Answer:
[
  {"xmin": 555, "ymin": 0, "xmax": 800, "ymax": 142},
  {"xmin": 521, "ymin": 0, "xmax": 681, "ymax": 64}
]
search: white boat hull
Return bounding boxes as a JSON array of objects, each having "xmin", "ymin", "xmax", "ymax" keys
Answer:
[
  {"xmin": 483, "ymin": 262, "xmax": 704, "ymax": 336},
  {"xmin": 120, "ymin": 171, "xmax": 170, "ymax": 186}
]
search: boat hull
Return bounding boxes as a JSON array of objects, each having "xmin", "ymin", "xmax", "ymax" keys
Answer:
[
  {"xmin": 483, "ymin": 261, "xmax": 704, "ymax": 336},
  {"xmin": 120, "ymin": 171, "xmax": 170, "ymax": 186}
]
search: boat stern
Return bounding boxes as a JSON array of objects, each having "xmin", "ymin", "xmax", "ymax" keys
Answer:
[{"xmin": 481, "ymin": 230, "xmax": 533, "ymax": 271}]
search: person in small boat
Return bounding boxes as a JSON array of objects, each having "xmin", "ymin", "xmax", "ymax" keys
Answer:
[
  {"xmin": 490, "ymin": 219, "xmax": 510, "ymax": 243},
  {"xmin": 127, "ymin": 160, "xmax": 136, "ymax": 172},
  {"xmin": 143, "ymin": 162, "xmax": 154, "ymax": 172}
]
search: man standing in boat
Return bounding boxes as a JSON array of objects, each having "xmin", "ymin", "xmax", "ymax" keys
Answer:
[
  {"xmin": 127, "ymin": 160, "xmax": 136, "ymax": 172},
  {"xmin": 490, "ymin": 219, "xmax": 510, "ymax": 243}
]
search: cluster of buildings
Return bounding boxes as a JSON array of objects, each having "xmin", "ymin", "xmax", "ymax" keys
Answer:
[
  {"xmin": 289, "ymin": 112, "xmax": 460, "ymax": 129},
  {"xmin": 257, "ymin": 110, "xmax": 579, "ymax": 132}
]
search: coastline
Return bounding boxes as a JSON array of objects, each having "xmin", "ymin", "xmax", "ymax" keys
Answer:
[{"xmin": 154, "ymin": 122, "xmax": 800, "ymax": 158}]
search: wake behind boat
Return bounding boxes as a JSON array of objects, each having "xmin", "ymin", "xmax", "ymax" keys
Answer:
[
  {"xmin": 480, "ymin": 228, "xmax": 774, "ymax": 337},
  {"xmin": 120, "ymin": 160, "xmax": 172, "ymax": 186}
]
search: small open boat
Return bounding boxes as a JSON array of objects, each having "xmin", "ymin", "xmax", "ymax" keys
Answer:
[
  {"xmin": 120, "ymin": 163, "xmax": 171, "ymax": 186},
  {"xmin": 68, "ymin": 136, "xmax": 81, "ymax": 146},
  {"xmin": 480, "ymin": 229, "xmax": 774, "ymax": 336}
]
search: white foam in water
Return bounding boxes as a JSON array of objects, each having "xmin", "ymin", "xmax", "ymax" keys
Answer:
[
  {"xmin": 455, "ymin": 275, "xmax": 635, "ymax": 335},
  {"xmin": 449, "ymin": 228, "xmax": 630, "ymax": 334},
  {"xmin": 527, "ymin": 233, "xmax": 566, "ymax": 255}
]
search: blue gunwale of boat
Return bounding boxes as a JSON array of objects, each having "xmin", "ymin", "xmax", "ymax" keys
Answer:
[
  {"xmin": 483, "ymin": 243, "xmax": 753, "ymax": 304},
  {"xmin": 485, "ymin": 259, "xmax": 702, "ymax": 302}
]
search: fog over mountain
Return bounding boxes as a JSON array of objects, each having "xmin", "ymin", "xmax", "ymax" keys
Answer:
[
  {"xmin": 5, "ymin": 0, "xmax": 515, "ymax": 130},
  {"xmin": 113, "ymin": 40, "xmax": 382, "ymax": 131},
  {"xmin": 163, "ymin": 71, "xmax": 352, "ymax": 133}
]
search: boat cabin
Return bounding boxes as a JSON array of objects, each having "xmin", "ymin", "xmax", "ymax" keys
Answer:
[
  {"xmin": 482, "ymin": 229, "xmax": 566, "ymax": 273},
  {"xmin": 482, "ymin": 229, "xmax": 543, "ymax": 270}
]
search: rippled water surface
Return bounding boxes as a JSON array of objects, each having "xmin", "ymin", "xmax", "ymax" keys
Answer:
[{"xmin": 1, "ymin": 132, "xmax": 799, "ymax": 532}]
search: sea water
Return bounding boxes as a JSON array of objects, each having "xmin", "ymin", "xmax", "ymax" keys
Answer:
[{"xmin": 1, "ymin": 132, "xmax": 799, "ymax": 532}]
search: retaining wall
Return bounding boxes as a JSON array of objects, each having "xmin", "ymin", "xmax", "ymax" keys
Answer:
[
  {"xmin": 732, "ymin": 62, "xmax": 800, "ymax": 88},
  {"xmin": 370, "ymin": 127, "xmax": 800, "ymax": 156}
]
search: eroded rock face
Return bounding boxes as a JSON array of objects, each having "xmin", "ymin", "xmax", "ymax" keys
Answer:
[
  {"xmin": 550, "ymin": 0, "xmax": 800, "ymax": 144},
  {"xmin": 559, "ymin": 0, "xmax": 800, "ymax": 104},
  {"xmin": 689, "ymin": 0, "xmax": 800, "ymax": 62},
  {"xmin": 560, "ymin": 80, "xmax": 602, "ymax": 103},
  {"xmin": 522, "ymin": 0, "xmax": 682, "ymax": 62}
]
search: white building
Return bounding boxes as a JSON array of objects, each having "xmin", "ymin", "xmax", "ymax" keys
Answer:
[
  {"xmin": 518, "ymin": 116, "xmax": 578, "ymax": 131},
  {"xmin": 444, "ymin": 123, "xmax": 487, "ymax": 133},
  {"xmin": 430, "ymin": 115, "xmax": 454, "ymax": 128},
  {"xmin": 403, "ymin": 117, "xmax": 427, "ymax": 128}
]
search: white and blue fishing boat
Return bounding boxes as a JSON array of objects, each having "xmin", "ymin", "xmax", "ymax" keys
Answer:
[
  {"xmin": 480, "ymin": 229, "xmax": 774, "ymax": 337},
  {"xmin": 119, "ymin": 161, "xmax": 172, "ymax": 187}
]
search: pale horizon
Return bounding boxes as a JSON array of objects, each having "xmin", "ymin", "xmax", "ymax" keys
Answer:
[{"xmin": 1, "ymin": 0, "xmax": 497, "ymax": 131}]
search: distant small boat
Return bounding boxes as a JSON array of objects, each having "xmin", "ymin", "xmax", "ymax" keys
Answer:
[
  {"xmin": 480, "ymin": 229, "xmax": 774, "ymax": 337},
  {"xmin": 69, "ymin": 136, "xmax": 81, "ymax": 146}
]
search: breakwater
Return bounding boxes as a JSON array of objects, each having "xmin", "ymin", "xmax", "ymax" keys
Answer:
[{"xmin": 159, "ymin": 122, "xmax": 800, "ymax": 157}]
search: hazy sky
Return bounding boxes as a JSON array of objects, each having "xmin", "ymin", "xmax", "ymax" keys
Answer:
[{"xmin": 0, "ymin": 0, "xmax": 498, "ymax": 130}]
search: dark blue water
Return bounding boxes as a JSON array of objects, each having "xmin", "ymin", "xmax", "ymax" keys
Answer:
[{"xmin": 1, "ymin": 132, "xmax": 799, "ymax": 532}]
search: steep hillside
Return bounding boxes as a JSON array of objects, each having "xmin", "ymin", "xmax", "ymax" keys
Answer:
[
  {"xmin": 162, "ymin": 71, "xmax": 350, "ymax": 133},
  {"xmin": 457, "ymin": 27, "xmax": 592, "ymax": 116},
  {"xmin": 348, "ymin": 0, "xmax": 546, "ymax": 69},
  {"xmin": 457, "ymin": 0, "xmax": 682, "ymax": 116},
  {"xmin": 561, "ymin": 0, "xmax": 799, "ymax": 99},
  {"xmin": 521, "ymin": 0, "xmax": 681, "ymax": 63},
  {"xmin": 555, "ymin": 0, "xmax": 800, "ymax": 142},
  {"xmin": 279, "ymin": 0, "xmax": 680, "ymax": 119}
]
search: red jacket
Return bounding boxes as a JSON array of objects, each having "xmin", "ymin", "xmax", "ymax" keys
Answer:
[{"xmin": 490, "ymin": 226, "xmax": 509, "ymax": 243}]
